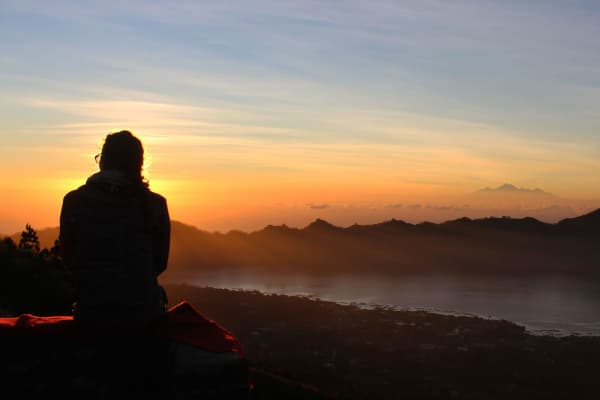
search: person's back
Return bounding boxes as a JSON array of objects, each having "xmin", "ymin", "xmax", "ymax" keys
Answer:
[{"xmin": 59, "ymin": 131, "xmax": 170, "ymax": 335}]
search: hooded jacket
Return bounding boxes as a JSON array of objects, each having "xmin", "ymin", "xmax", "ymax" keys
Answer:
[{"xmin": 59, "ymin": 170, "xmax": 170, "ymax": 332}]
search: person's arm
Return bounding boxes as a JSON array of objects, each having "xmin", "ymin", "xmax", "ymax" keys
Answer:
[
  {"xmin": 152, "ymin": 195, "xmax": 170, "ymax": 276},
  {"xmin": 59, "ymin": 192, "xmax": 77, "ymax": 269}
]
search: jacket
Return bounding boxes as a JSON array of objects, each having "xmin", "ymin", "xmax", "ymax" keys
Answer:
[{"xmin": 59, "ymin": 170, "xmax": 170, "ymax": 332}]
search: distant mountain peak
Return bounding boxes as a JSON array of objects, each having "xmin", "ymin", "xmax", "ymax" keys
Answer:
[
  {"xmin": 477, "ymin": 183, "xmax": 550, "ymax": 195},
  {"xmin": 498, "ymin": 183, "xmax": 518, "ymax": 191},
  {"xmin": 379, "ymin": 218, "xmax": 412, "ymax": 227},
  {"xmin": 305, "ymin": 218, "xmax": 336, "ymax": 230},
  {"xmin": 260, "ymin": 223, "xmax": 295, "ymax": 233}
]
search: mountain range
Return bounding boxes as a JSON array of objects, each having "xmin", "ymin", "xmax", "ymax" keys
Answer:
[
  {"xmin": 475, "ymin": 183, "xmax": 549, "ymax": 194},
  {"xmin": 8, "ymin": 208, "xmax": 599, "ymax": 277},
  {"xmin": 165, "ymin": 208, "xmax": 600, "ymax": 276}
]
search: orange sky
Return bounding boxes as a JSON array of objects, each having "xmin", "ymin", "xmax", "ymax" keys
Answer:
[
  {"xmin": 1, "ymin": 126, "xmax": 599, "ymax": 235},
  {"xmin": 2, "ymin": 2, "xmax": 600, "ymax": 234}
]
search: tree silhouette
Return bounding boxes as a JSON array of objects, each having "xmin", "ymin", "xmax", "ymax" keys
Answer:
[
  {"xmin": 1, "ymin": 226, "xmax": 73, "ymax": 315},
  {"xmin": 18, "ymin": 224, "xmax": 40, "ymax": 254}
]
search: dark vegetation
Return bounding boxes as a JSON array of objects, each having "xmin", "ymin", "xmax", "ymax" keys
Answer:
[{"xmin": 0, "ymin": 224, "xmax": 73, "ymax": 316}]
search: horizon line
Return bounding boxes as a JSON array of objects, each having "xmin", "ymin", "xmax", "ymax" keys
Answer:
[{"xmin": 5, "ymin": 207, "xmax": 598, "ymax": 237}]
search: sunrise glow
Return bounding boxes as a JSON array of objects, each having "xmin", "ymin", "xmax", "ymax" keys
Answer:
[{"xmin": 2, "ymin": 1, "xmax": 600, "ymax": 234}]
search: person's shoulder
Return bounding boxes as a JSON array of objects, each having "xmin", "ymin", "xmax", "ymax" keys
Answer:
[
  {"xmin": 147, "ymin": 189, "xmax": 168, "ymax": 206},
  {"xmin": 62, "ymin": 184, "xmax": 87, "ymax": 202},
  {"xmin": 61, "ymin": 185, "xmax": 92, "ymax": 214},
  {"xmin": 147, "ymin": 189, "xmax": 166, "ymax": 202},
  {"xmin": 145, "ymin": 189, "xmax": 169, "ymax": 219}
]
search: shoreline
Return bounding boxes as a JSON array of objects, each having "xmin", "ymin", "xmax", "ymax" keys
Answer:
[
  {"xmin": 161, "ymin": 272, "xmax": 600, "ymax": 337},
  {"xmin": 164, "ymin": 283, "xmax": 600, "ymax": 399}
]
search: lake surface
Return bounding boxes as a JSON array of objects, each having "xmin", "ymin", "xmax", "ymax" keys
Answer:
[{"xmin": 163, "ymin": 271, "xmax": 600, "ymax": 337}]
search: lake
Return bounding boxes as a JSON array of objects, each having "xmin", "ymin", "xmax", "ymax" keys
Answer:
[{"xmin": 162, "ymin": 271, "xmax": 600, "ymax": 337}]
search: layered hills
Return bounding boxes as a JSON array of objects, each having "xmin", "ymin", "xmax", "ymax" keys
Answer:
[
  {"xmin": 9, "ymin": 208, "xmax": 600, "ymax": 277},
  {"xmin": 164, "ymin": 208, "xmax": 600, "ymax": 276}
]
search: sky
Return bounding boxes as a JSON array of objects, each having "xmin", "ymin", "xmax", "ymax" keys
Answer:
[{"xmin": 1, "ymin": 0, "xmax": 600, "ymax": 234}]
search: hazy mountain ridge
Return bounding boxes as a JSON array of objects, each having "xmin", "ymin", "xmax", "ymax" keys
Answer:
[
  {"xmin": 4, "ymin": 208, "xmax": 600, "ymax": 277},
  {"xmin": 456, "ymin": 184, "xmax": 594, "ymax": 223},
  {"xmin": 166, "ymin": 208, "xmax": 600, "ymax": 276},
  {"xmin": 476, "ymin": 183, "xmax": 550, "ymax": 194}
]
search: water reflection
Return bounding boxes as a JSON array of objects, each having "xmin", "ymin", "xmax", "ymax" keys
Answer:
[{"xmin": 163, "ymin": 272, "xmax": 600, "ymax": 336}]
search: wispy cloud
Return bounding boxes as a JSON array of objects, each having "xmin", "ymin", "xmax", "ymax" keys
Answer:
[
  {"xmin": 13, "ymin": 90, "xmax": 600, "ymax": 199},
  {"xmin": 2, "ymin": 0, "xmax": 600, "ymax": 232},
  {"xmin": 385, "ymin": 203, "xmax": 403, "ymax": 209},
  {"xmin": 307, "ymin": 203, "xmax": 330, "ymax": 210}
]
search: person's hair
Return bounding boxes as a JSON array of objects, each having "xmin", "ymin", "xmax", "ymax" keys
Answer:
[{"xmin": 98, "ymin": 130, "xmax": 148, "ymax": 187}]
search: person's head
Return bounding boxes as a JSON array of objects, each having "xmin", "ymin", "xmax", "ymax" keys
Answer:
[{"xmin": 97, "ymin": 130, "xmax": 148, "ymax": 186}]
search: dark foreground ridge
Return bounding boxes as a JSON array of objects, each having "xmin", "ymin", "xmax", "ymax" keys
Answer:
[{"xmin": 165, "ymin": 284, "xmax": 600, "ymax": 400}]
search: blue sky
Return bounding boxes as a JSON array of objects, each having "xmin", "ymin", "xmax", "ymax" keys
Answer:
[
  {"xmin": 1, "ymin": 1, "xmax": 599, "ymax": 232},
  {"xmin": 3, "ymin": 1, "xmax": 599, "ymax": 138}
]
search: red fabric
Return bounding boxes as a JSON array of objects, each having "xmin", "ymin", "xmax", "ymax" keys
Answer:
[
  {"xmin": 0, "ymin": 301, "xmax": 244, "ymax": 355},
  {"xmin": 0, "ymin": 313, "xmax": 78, "ymax": 339},
  {"xmin": 157, "ymin": 301, "xmax": 244, "ymax": 355}
]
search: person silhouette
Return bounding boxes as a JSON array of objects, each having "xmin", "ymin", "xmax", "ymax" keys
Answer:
[
  {"xmin": 60, "ymin": 130, "xmax": 170, "ymax": 331},
  {"xmin": 59, "ymin": 130, "xmax": 171, "ymax": 393}
]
